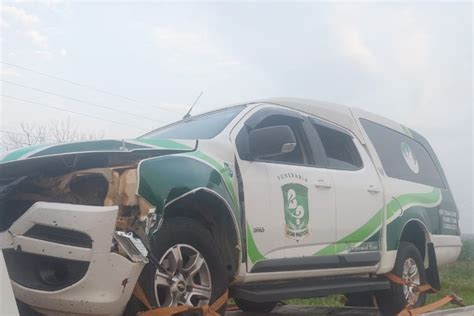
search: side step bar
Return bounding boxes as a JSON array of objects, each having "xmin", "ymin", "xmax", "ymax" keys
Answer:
[{"xmin": 231, "ymin": 276, "xmax": 390, "ymax": 303}]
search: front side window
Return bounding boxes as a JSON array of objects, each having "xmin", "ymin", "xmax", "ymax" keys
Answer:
[
  {"xmin": 141, "ymin": 105, "xmax": 245, "ymax": 140},
  {"xmin": 360, "ymin": 119, "xmax": 445, "ymax": 188},
  {"xmin": 312, "ymin": 122, "xmax": 362, "ymax": 171}
]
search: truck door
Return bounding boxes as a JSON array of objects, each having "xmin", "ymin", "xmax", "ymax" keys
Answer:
[
  {"xmin": 310, "ymin": 117, "xmax": 384, "ymax": 262},
  {"xmin": 232, "ymin": 106, "xmax": 337, "ymax": 272}
]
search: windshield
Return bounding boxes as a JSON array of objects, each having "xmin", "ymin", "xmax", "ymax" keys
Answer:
[{"xmin": 140, "ymin": 105, "xmax": 245, "ymax": 140}]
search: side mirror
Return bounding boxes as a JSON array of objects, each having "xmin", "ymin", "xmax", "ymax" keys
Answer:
[{"xmin": 248, "ymin": 125, "xmax": 297, "ymax": 159}]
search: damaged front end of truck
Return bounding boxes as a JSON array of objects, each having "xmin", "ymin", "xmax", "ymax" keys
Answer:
[{"xmin": 0, "ymin": 139, "xmax": 196, "ymax": 315}]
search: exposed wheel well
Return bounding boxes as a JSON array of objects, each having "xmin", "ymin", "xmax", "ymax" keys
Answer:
[
  {"xmin": 163, "ymin": 189, "xmax": 240, "ymax": 282},
  {"xmin": 399, "ymin": 221, "xmax": 428, "ymax": 260}
]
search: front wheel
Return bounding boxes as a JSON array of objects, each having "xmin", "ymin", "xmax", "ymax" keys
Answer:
[
  {"xmin": 375, "ymin": 241, "xmax": 427, "ymax": 315},
  {"xmin": 136, "ymin": 217, "xmax": 228, "ymax": 315}
]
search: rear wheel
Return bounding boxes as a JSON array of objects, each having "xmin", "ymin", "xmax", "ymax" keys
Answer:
[
  {"xmin": 234, "ymin": 298, "xmax": 278, "ymax": 313},
  {"xmin": 375, "ymin": 241, "xmax": 427, "ymax": 315},
  {"xmin": 136, "ymin": 217, "xmax": 228, "ymax": 315}
]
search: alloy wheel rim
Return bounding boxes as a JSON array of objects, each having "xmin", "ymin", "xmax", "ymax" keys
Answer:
[
  {"xmin": 154, "ymin": 244, "xmax": 212, "ymax": 307},
  {"xmin": 402, "ymin": 257, "xmax": 421, "ymax": 305}
]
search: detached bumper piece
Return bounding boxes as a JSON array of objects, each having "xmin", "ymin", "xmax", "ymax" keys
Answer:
[{"xmin": 0, "ymin": 202, "xmax": 145, "ymax": 316}]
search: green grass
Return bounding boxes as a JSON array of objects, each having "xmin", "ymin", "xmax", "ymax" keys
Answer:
[
  {"xmin": 426, "ymin": 260, "xmax": 474, "ymax": 307},
  {"xmin": 427, "ymin": 238, "xmax": 474, "ymax": 308},
  {"xmin": 286, "ymin": 240, "xmax": 474, "ymax": 308},
  {"xmin": 286, "ymin": 296, "xmax": 345, "ymax": 307}
]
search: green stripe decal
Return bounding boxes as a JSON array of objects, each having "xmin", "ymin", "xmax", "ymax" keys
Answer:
[
  {"xmin": 135, "ymin": 139, "xmax": 192, "ymax": 150},
  {"xmin": 316, "ymin": 209, "xmax": 383, "ymax": 256},
  {"xmin": 0, "ymin": 139, "xmax": 192, "ymax": 164},
  {"xmin": 314, "ymin": 188, "xmax": 441, "ymax": 256},
  {"xmin": 246, "ymin": 223, "xmax": 266, "ymax": 264},
  {"xmin": 0, "ymin": 144, "xmax": 47, "ymax": 163},
  {"xmin": 188, "ymin": 151, "xmax": 239, "ymax": 209},
  {"xmin": 387, "ymin": 188, "xmax": 441, "ymax": 219}
]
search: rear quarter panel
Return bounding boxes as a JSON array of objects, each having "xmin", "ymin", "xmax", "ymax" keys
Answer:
[{"xmin": 351, "ymin": 108, "xmax": 461, "ymax": 271}]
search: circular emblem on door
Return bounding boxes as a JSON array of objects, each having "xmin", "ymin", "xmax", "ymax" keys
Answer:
[{"xmin": 401, "ymin": 142, "xmax": 419, "ymax": 174}]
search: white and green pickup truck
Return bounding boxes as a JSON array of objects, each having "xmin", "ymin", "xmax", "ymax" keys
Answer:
[{"xmin": 0, "ymin": 98, "xmax": 462, "ymax": 315}]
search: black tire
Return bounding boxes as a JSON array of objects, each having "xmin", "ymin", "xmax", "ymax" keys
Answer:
[
  {"xmin": 132, "ymin": 217, "xmax": 228, "ymax": 316},
  {"xmin": 234, "ymin": 298, "xmax": 278, "ymax": 313},
  {"xmin": 375, "ymin": 241, "xmax": 427, "ymax": 315}
]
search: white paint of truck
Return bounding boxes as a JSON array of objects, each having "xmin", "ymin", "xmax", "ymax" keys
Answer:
[
  {"xmin": 1, "ymin": 98, "xmax": 462, "ymax": 314},
  {"xmin": 230, "ymin": 99, "xmax": 461, "ymax": 281},
  {"xmin": 230, "ymin": 104, "xmax": 338, "ymax": 270},
  {"xmin": 265, "ymin": 161, "xmax": 337, "ymax": 258},
  {"xmin": 351, "ymin": 106, "xmax": 460, "ymax": 271},
  {"xmin": 323, "ymin": 123, "xmax": 384, "ymax": 253},
  {"xmin": 0, "ymin": 202, "xmax": 144, "ymax": 316},
  {"xmin": 430, "ymin": 235, "xmax": 462, "ymax": 266}
]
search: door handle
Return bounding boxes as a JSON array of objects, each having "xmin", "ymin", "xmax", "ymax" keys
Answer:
[
  {"xmin": 315, "ymin": 179, "xmax": 332, "ymax": 189},
  {"xmin": 367, "ymin": 184, "xmax": 380, "ymax": 193}
]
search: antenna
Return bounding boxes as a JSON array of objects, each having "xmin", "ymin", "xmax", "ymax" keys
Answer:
[{"xmin": 183, "ymin": 91, "xmax": 203, "ymax": 119}]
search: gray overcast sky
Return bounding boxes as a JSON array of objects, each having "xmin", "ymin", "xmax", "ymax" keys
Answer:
[{"xmin": 0, "ymin": 1, "xmax": 472, "ymax": 232}]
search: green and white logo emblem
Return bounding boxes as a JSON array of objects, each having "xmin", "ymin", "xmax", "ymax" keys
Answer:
[
  {"xmin": 401, "ymin": 142, "xmax": 419, "ymax": 174},
  {"xmin": 282, "ymin": 183, "xmax": 309, "ymax": 239}
]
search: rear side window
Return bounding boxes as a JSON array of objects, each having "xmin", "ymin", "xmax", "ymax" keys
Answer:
[
  {"xmin": 360, "ymin": 119, "xmax": 445, "ymax": 188},
  {"xmin": 312, "ymin": 122, "xmax": 362, "ymax": 171}
]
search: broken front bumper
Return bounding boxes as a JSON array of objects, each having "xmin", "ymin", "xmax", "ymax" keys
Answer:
[{"xmin": 0, "ymin": 201, "xmax": 145, "ymax": 316}]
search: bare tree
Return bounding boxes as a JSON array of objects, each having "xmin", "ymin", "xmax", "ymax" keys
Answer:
[
  {"xmin": 1, "ymin": 122, "xmax": 48, "ymax": 150},
  {"xmin": 49, "ymin": 118, "xmax": 79, "ymax": 143},
  {"xmin": 48, "ymin": 118, "xmax": 105, "ymax": 143},
  {"xmin": 1, "ymin": 118, "xmax": 104, "ymax": 150}
]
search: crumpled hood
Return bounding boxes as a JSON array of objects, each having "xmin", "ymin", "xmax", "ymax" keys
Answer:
[
  {"xmin": 0, "ymin": 138, "xmax": 196, "ymax": 178},
  {"xmin": 0, "ymin": 139, "xmax": 195, "ymax": 164}
]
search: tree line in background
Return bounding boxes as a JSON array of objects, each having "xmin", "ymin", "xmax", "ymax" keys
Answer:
[
  {"xmin": 1, "ymin": 118, "xmax": 104, "ymax": 150},
  {"xmin": 460, "ymin": 238, "xmax": 474, "ymax": 261}
]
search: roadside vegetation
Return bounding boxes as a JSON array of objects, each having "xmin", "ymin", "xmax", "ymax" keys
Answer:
[
  {"xmin": 1, "ymin": 119, "xmax": 103, "ymax": 150},
  {"xmin": 286, "ymin": 238, "xmax": 474, "ymax": 308},
  {"xmin": 427, "ymin": 238, "xmax": 474, "ymax": 307}
]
